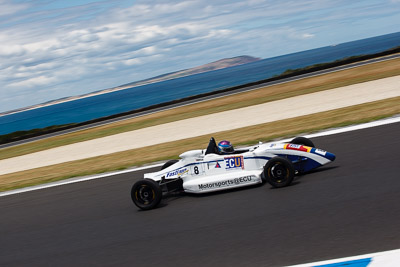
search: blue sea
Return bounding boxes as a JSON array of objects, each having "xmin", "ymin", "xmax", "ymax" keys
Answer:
[{"xmin": 1, "ymin": 31, "xmax": 400, "ymax": 136}]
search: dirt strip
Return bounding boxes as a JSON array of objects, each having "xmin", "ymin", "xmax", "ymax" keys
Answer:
[{"xmin": 1, "ymin": 75, "xmax": 399, "ymax": 176}]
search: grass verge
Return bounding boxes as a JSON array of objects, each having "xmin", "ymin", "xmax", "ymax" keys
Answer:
[
  {"xmin": 1, "ymin": 57, "xmax": 400, "ymax": 160},
  {"xmin": 1, "ymin": 96, "xmax": 399, "ymax": 192}
]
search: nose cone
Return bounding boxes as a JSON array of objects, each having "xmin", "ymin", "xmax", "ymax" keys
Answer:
[{"xmin": 325, "ymin": 152, "xmax": 336, "ymax": 162}]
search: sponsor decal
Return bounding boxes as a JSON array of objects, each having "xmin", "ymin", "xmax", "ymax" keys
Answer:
[
  {"xmin": 224, "ymin": 156, "xmax": 244, "ymax": 170},
  {"xmin": 315, "ymin": 149, "xmax": 327, "ymax": 156},
  {"xmin": 285, "ymin": 144, "xmax": 311, "ymax": 152},
  {"xmin": 166, "ymin": 168, "xmax": 188, "ymax": 178},
  {"xmin": 215, "ymin": 162, "xmax": 221, "ymax": 168},
  {"xmin": 198, "ymin": 176, "xmax": 254, "ymax": 190}
]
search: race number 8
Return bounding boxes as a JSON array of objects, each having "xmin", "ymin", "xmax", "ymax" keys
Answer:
[{"xmin": 194, "ymin": 166, "xmax": 199, "ymax": 175}]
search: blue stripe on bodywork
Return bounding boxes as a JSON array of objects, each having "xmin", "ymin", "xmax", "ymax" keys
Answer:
[
  {"xmin": 243, "ymin": 156, "xmax": 271, "ymax": 160},
  {"xmin": 167, "ymin": 153, "xmax": 327, "ymax": 174},
  {"xmin": 310, "ymin": 148, "xmax": 336, "ymax": 161},
  {"xmin": 314, "ymin": 257, "xmax": 372, "ymax": 267},
  {"xmin": 164, "ymin": 159, "xmax": 225, "ymax": 173},
  {"xmin": 325, "ymin": 151, "xmax": 336, "ymax": 161},
  {"xmin": 300, "ymin": 158, "xmax": 323, "ymax": 172}
]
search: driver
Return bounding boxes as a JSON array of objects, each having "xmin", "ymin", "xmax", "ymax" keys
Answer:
[{"xmin": 218, "ymin": 140, "xmax": 235, "ymax": 154}]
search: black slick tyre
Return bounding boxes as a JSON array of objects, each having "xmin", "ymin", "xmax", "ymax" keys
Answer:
[
  {"xmin": 264, "ymin": 157, "xmax": 295, "ymax": 188},
  {"xmin": 131, "ymin": 179, "xmax": 162, "ymax": 210},
  {"xmin": 161, "ymin": 160, "xmax": 179, "ymax": 170},
  {"xmin": 290, "ymin": 137, "xmax": 315, "ymax": 147}
]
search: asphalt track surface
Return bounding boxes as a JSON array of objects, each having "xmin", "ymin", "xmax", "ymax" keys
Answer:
[
  {"xmin": 2, "ymin": 53, "xmax": 399, "ymax": 149},
  {"xmin": 1, "ymin": 122, "xmax": 400, "ymax": 266}
]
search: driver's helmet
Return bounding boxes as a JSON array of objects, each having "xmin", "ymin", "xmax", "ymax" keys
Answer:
[{"xmin": 218, "ymin": 140, "xmax": 234, "ymax": 153}]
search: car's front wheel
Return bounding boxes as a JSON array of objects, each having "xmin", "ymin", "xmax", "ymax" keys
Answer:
[
  {"xmin": 264, "ymin": 157, "xmax": 295, "ymax": 188},
  {"xmin": 131, "ymin": 179, "xmax": 162, "ymax": 210},
  {"xmin": 290, "ymin": 136, "xmax": 315, "ymax": 147},
  {"xmin": 161, "ymin": 159, "xmax": 179, "ymax": 170}
]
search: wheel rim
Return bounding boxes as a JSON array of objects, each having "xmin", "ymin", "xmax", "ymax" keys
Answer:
[
  {"xmin": 135, "ymin": 185, "xmax": 155, "ymax": 205},
  {"xmin": 269, "ymin": 163, "xmax": 288, "ymax": 183}
]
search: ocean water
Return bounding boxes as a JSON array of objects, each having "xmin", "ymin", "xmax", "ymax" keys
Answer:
[{"xmin": 1, "ymin": 31, "xmax": 400, "ymax": 135}]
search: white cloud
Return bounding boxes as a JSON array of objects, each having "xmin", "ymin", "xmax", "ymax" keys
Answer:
[
  {"xmin": 123, "ymin": 58, "xmax": 142, "ymax": 66},
  {"xmin": 0, "ymin": 44, "xmax": 25, "ymax": 57},
  {"xmin": 0, "ymin": 0, "xmax": 29, "ymax": 17},
  {"xmin": 301, "ymin": 33, "xmax": 315, "ymax": 39},
  {"xmin": 9, "ymin": 75, "xmax": 57, "ymax": 88},
  {"xmin": 0, "ymin": 0, "xmax": 399, "ymax": 112}
]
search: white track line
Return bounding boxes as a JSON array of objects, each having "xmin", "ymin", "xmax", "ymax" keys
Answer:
[
  {"xmin": 289, "ymin": 248, "xmax": 400, "ymax": 266},
  {"xmin": 0, "ymin": 163, "xmax": 163, "ymax": 197},
  {"xmin": 1, "ymin": 115, "xmax": 399, "ymax": 198}
]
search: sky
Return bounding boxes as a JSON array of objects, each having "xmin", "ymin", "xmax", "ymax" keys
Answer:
[{"xmin": 0, "ymin": 0, "xmax": 399, "ymax": 113}]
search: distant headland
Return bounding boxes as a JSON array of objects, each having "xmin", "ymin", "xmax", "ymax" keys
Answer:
[{"xmin": 0, "ymin": 56, "xmax": 261, "ymax": 117}]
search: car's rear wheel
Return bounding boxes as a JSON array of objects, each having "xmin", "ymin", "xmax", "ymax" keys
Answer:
[
  {"xmin": 264, "ymin": 157, "xmax": 295, "ymax": 188},
  {"xmin": 290, "ymin": 136, "xmax": 315, "ymax": 147},
  {"xmin": 131, "ymin": 179, "xmax": 162, "ymax": 210},
  {"xmin": 161, "ymin": 159, "xmax": 179, "ymax": 170}
]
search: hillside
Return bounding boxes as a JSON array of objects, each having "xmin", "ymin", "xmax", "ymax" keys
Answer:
[
  {"xmin": 1, "ymin": 56, "xmax": 261, "ymax": 116},
  {"xmin": 135, "ymin": 55, "xmax": 261, "ymax": 83}
]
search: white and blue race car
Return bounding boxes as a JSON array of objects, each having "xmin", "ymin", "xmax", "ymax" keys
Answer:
[{"xmin": 131, "ymin": 137, "xmax": 336, "ymax": 210}]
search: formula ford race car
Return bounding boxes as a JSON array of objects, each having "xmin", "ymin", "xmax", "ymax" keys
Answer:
[{"xmin": 131, "ymin": 137, "xmax": 336, "ymax": 210}]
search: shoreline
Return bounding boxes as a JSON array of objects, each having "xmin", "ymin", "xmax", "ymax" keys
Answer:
[
  {"xmin": 0, "ymin": 56, "xmax": 260, "ymax": 117},
  {"xmin": 0, "ymin": 77, "xmax": 187, "ymax": 117},
  {"xmin": 0, "ymin": 75, "xmax": 399, "ymax": 176},
  {"xmin": 1, "ymin": 48, "xmax": 400, "ymax": 143},
  {"xmin": 2, "ymin": 48, "xmax": 399, "ymax": 118}
]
